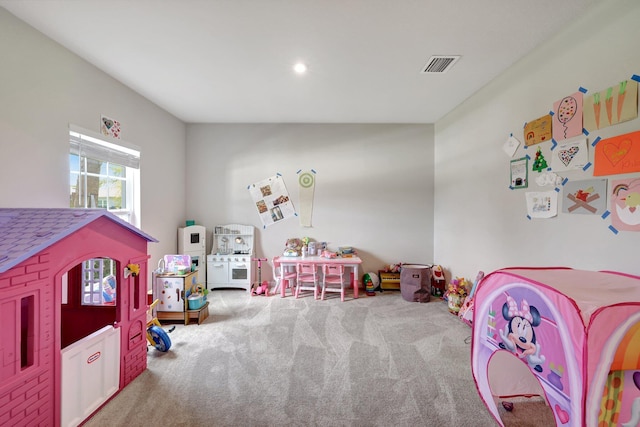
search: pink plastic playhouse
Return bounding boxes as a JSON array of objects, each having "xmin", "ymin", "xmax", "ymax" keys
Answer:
[
  {"xmin": 0, "ymin": 208, "xmax": 157, "ymax": 426},
  {"xmin": 471, "ymin": 267, "xmax": 640, "ymax": 427}
]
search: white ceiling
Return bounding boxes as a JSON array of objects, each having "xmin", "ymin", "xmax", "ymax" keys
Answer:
[{"xmin": 1, "ymin": 0, "xmax": 597, "ymax": 124}]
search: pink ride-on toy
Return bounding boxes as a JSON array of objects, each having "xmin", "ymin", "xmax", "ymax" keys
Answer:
[{"xmin": 251, "ymin": 257, "xmax": 270, "ymax": 296}]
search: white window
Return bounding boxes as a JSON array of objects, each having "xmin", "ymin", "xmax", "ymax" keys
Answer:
[
  {"xmin": 69, "ymin": 125, "xmax": 141, "ymax": 227},
  {"xmin": 81, "ymin": 258, "xmax": 117, "ymax": 306}
]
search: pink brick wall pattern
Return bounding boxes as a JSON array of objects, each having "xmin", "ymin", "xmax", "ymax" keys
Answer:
[{"xmin": 0, "ymin": 254, "xmax": 55, "ymax": 426}]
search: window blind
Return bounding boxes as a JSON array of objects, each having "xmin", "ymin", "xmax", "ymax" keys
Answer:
[{"xmin": 69, "ymin": 125, "xmax": 140, "ymax": 169}]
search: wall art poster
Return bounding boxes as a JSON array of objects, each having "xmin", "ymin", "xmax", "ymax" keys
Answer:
[
  {"xmin": 550, "ymin": 138, "xmax": 588, "ymax": 172},
  {"xmin": 523, "ymin": 114, "xmax": 552, "ymax": 146},
  {"xmin": 526, "ymin": 191, "xmax": 558, "ymax": 219},
  {"xmin": 298, "ymin": 170, "xmax": 315, "ymax": 227},
  {"xmin": 552, "ymin": 91, "xmax": 583, "ymax": 141},
  {"xmin": 593, "ymin": 130, "xmax": 640, "ymax": 176},
  {"xmin": 503, "ymin": 135, "xmax": 521, "ymax": 157},
  {"xmin": 562, "ymin": 179, "xmax": 607, "ymax": 215},
  {"xmin": 583, "ymin": 80, "xmax": 638, "ymax": 131},
  {"xmin": 100, "ymin": 115, "xmax": 121, "ymax": 139},
  {"xmin": 248, "ymin": 174, "xmax": 297, "ymax": 227},
  {"xmin": 610, "ymin": 178, "xmax": 640, "ymax": 232},
  {"xmin": 510, "ymin": 157, "xmax": 528, "ymax": 189}
]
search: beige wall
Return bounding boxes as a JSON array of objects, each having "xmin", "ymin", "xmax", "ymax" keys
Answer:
[
  {"xmin": 0, "ymin": 8, "xmax": 187, "ymax": 274},
  {"xmin": 435, "ymin": 0, "xmax": 640, "ymax": 279},
  {"xmin": 186, "ymin": 123, "xmax": 435, "ymax": 276}
]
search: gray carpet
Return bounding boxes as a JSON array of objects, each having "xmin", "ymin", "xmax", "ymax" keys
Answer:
[{"xmin": 84, "ymin": 289, "xmax": 499, "ymax": 426}]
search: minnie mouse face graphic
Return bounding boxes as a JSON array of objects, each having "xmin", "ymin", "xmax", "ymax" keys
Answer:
[{"xmin": 498, "ymin": 296, "xmax": 546, "ymax": 372}]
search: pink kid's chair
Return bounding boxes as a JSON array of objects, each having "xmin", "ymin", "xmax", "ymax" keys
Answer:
[
  {"xmin": 321, "ymin": 264, "xmax": 347, "ymax": 301},
  {"xmin": 272, "ymin": 257, "xmax": 296, "ymax": 297},
  {"xmin": 295, "ymin": 263, "xmax": 319, "ymax": 299}
]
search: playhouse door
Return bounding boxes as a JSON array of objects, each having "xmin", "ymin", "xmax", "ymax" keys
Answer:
[{"xmin": 60, "ymin": 325, "xmax": 121, "ymax": 427}]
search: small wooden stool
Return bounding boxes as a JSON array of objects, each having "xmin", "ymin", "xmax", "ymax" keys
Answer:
[{"xmin": 186, "ymin": 301, "xmax": 209, "ymax": 325}]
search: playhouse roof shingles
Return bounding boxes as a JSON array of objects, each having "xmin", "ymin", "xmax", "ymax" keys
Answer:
[{"xmin": 0, "ymin": 208, "xmax": 157, "ymax": 274}]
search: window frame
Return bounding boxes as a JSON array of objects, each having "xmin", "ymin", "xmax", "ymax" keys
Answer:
[
  {"xmin": 81, "ymin": 258, "xmax": 117, "ymax": 306},
  {"xmin": 68, "ymin": 125, "xmax": 141, "ymax": 227}
]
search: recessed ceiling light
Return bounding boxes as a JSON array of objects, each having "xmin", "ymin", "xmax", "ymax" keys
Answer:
[{"xmin": 293, "ymin": 62, "xmax": 307, "ymax": 74}]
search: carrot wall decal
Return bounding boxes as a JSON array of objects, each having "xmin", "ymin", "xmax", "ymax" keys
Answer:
[
  {"xmin": 605, "ymin": 86, "xmax": 614, "ymax": 126},
  {"xmin": 593, "ymin": 92, "xmax": 601, "ymax": 129},
  {"xmin": 617, "ymin": 80, "xmax": 627, "ymax": 123}
]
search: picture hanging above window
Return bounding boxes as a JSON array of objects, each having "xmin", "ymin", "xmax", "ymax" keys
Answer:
[
  {"xmin": 101, "ymin": 115, "xmax": 121, "ymax": 139},
  {"xmin": 552, "ymin": 92, "xmax": 583, "ymax": 141},
  {"xmin": 583, "ymin": 80, "xmax": 638, "ymax": 131},
  {"xmin": 523, "ymin": 114, "xmax": 552, "ymax": 146},
  {"xmin": 510, "ymin": 157, "xmax": 528, "ymax": 189}
]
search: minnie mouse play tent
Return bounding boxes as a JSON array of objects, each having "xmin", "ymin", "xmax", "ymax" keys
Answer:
[{"xmin": 471, "ymin": 267, "xmax": 640, "ymax": 427}]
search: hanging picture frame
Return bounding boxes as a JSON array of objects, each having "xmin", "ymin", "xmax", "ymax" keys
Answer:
[{"xmin": 510, "ymin": 157, "xmax": 528, "ymax": 189}]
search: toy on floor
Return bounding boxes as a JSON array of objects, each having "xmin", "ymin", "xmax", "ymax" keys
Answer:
[
  {"xmin": 251, "ymin": 257, "xmax": 270, "ymax": 296},
  {"xmin": 146, "ymin": 299, "xmax": 175, "ymax": 352},
  {"xmin": 472, "ymin": 267, "xmax": 640, "ymax": 427},
  {"xmin": 431, "ymin": 264, "xmax": 446, "ymax": 297},
  {"xmin": 363, "ymin": 272, "xmax": 379, "ymax": 296},
  {"xmin": 458, "ymin": 271, "xmax": 484, "ymax": 326}
]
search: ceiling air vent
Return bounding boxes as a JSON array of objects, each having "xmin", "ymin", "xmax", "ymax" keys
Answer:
[{"xmin": 421, "ymin": 55, "xmax": 461, "ymax": 74}]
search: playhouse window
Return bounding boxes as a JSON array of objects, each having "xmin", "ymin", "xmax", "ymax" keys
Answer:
[
  {"xmin": 21, "ymin": 295, "xmax": 35, "ymax": 369},
  {"xmin": 69, "ymin": 125, "xmax": 141, "ymax": 228},
  {"xmin": 81, "ymin": 258, "xmax": 117, "ymax": 306}
]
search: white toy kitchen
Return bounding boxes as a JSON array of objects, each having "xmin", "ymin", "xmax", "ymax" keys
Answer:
[{"xmin": 206, "ymin": 224, "xmax": 254, "ymax": 291}]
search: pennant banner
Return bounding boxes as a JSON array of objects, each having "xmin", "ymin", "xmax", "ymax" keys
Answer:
[{"xmin": 298, "ymin": 170, "xmax": 316, "ymax": 227}]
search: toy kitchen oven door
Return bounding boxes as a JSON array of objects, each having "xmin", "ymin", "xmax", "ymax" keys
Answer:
[
  {"xmin": 206, "ymin": 253, "xmax": 252, "ymax": 292},
  {"xmin": 207, "ymin": 224, "xmax": 254, "ymax": 292}
]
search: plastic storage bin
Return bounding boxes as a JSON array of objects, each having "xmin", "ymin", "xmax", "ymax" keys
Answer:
[{"xmin": 188, "ymin": 294, "xmax": 205, "ymax": 310}]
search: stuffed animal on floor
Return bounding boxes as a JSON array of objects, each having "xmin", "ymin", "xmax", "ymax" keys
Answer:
[{"xmin": 251, "ymin": 281, "xmax": 270, "ymax": 296}]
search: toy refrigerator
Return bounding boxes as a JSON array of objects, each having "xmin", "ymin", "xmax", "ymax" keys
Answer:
[
  {"xmin": 178, "ymin": 225, "xmax": 206, "ymax": 285},
  {"xmin": 154, "ymin": 271, "xmax": 198, "ymax": 313}
]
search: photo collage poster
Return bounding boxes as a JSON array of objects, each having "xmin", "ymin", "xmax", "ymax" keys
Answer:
[{"xmin": 248, "ymin": 174, "xmax": 297, "ymax": 227}]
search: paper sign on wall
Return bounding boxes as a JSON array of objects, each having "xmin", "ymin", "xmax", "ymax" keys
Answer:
[
  {"xmin": 298, "ymin": 170, "xmax": 315, "ymax": 227},
  {"xmin": 610, "ymin": 178, "xmax": 640, "ymax": 232},
  {"xmin": 248, "ymin": 174, "xmax": 297, "ymax": 227},
  {"xmin": 562, "ymin": 179, "xmax": 607, "ymax": 215},
  {"xmin": 551, "ymin": 138, "xmax": 588, "ymax": 172},
  {"xmin": 593, "ymin": 130, "xmax": 640, "ymax": 176},
  {"xmin": 510, "ymin": 157, "xmax": 528, "ymax": 189},
  {"xmin": 583, "ymin": 80, "xmax": 638, "ymax": 131},
  {"xmin": 503, "ymin": 135, "xmax": 521, "ymax": 157},
  {"xmin": 552, "ymin": 92, "xmax": 583, "ymax": 141},
  {"xmin": 526, "ymin": 191, "xmax": 558, "ymax": 219},
  {"xmin": 523, "ymin": 114, "xmax": 552, "ymax": 146}
]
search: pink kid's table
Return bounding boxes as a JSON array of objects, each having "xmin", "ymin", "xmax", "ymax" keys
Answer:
[{"xmin": 274, "ymin": 256, "xmax": 363, "ymax": 298}]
